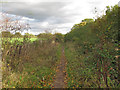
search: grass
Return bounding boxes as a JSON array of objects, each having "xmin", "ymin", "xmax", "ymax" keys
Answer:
[
  {"xmin": 64, "ymin": 43, "xmax": 100, "ymax": 88},
  {"xmin": 2, "ymin": 38, "xmax": 62, "ymax": 88},
  {"xmin": 1, "ymin": 38, "xmax": 38, "ymax": 43},
  {"xmin": 2, "ymin": 36, "xmax": 118, "ymax": 88}
]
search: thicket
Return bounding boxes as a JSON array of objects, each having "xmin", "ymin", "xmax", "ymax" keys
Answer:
[{"xmin": 64, "ymin": 5, "xmax": 119, "ymax": 88}]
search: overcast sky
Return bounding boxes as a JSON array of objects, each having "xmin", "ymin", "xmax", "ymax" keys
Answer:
[{"xmin": 0, "ymin": 0, "xmax": 119, "ymax": 35}]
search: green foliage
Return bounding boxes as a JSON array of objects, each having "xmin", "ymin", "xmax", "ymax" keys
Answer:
[
  {"xmin": 64, "ymin": 4, "xmax": 119, "ymax": 88},
  {"xmin": 1, "ymin": 4, "xmax": 119, "ymax": 88},
  {"xmin": 54, "ymin": 33, "xmax": 64, "ymax": 43},
  {"xmin": 37, "ymin": 33, "xmax": 52, "ymax": 38},
  {"xmin": 23, "ymin": 33, "xmax": 31, "ymax": 42},
  {"xmin": 14, "ymin": 32, "xmax": 23, "ymax": 38},
  {"xmin": 2, "ymin": 31, "xmax": 13, "ymax": 38},
  {"xmin": 82, "ymin": 18, "xmax": 94, "ymax": 23}
]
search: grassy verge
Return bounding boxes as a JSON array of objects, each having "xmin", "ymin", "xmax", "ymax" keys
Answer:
[
  {"xmin": 2, "ymin": 39, "xmax": 62, "ymax": 88},
  {"xmin": 64, "ymin": 43, "xmax": 99, "ymax": 88}
]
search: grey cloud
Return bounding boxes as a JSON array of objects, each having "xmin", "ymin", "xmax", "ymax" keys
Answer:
[
  {"xmin": 1, "ymin": 2, "xmax": 74, "ymax": 24},
  {"xmin": 0, "ymin": 1, "xmax": 93, "ymax": 34}
]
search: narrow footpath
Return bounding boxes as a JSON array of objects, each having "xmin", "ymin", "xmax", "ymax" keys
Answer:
[{"xmin": 53, "ymin": 47, "xmax": 66, "ymax": 88}]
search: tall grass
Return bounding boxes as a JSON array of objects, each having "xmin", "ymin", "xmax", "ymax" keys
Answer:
[{"xmin": 2, "ymin": 37, "xmax": 61, "ymax": 88}]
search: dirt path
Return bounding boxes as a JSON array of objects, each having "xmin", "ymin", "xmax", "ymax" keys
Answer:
[{"xmin": 53, "ymin": 47, "xmax": 66, "ymax": 88}]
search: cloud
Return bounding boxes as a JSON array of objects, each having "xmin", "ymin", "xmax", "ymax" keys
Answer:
[
  {"xmin": 0, "ymin": 0, "xmax": 119, "ymax": 34},
  {"xmin": 2, "ymin": 2, "xmax": 70, "ymax": 23}
]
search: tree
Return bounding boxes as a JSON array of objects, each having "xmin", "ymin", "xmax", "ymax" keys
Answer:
[
  {"xmin": 29, "ymin": 34, "xmax": 36, "ymax": 38},
  {"xmin": 82, "ymin": 18, "xmax": 94, "ymax": 23},
  {"xmin": 23, "ymin": 33, "xmax": 31, "ymax": 42},
  {"xmin": 71, "ymin": 19, "xmax": 94, "ymax": 31},
  {"xmin": 37, "ymin": 33, "xmax": 53, "ymax": 39},
  {"xmin": 54, "ymin": 33, "xmax": 64, "ymax": 43},
  {"xmin": 14, "ymin": 32, "xmax": 23, "ymax": 38},
  {"xmin": 1, "ymin": 31, "xmax": 12, "ymax": 38},
  {"xmin": 0, "ymin": 13, "xmax": 30, "ymax": 34}
]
